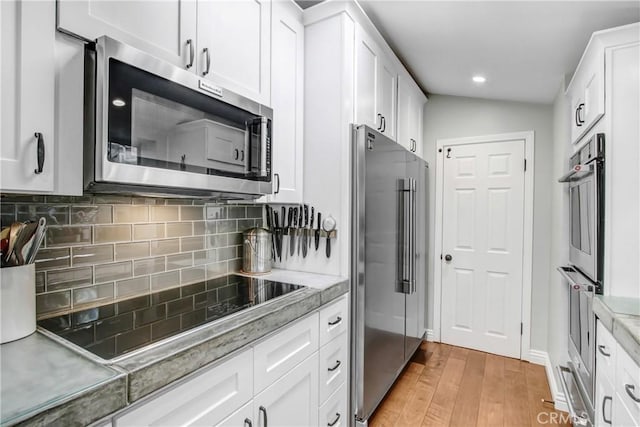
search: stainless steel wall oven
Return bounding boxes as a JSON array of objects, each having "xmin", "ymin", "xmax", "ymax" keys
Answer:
[
  {"xmin": 84, "ymin": 36, "xmax": 273, "ymax": 199},
  {"xmin": 557, "ymin": 132, "xmax": 605, "ymax": 427}
]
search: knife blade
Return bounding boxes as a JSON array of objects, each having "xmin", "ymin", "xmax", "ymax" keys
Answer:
[
  {"xmin": 309, "ymin": 206, "xmax": 314, "ymax": 249},
  {"xmin": 289, "ymin": 207, "xmax": 296, "ymax": 257},
  {"xmin": 274, "ymin": 211, "xmax": 282, "ymax": 262},
  {"xmin": 302, "ymin": 205, "xmax": 309, "ymax": 258},
  {"xmin": 298, "ymin": 205, "xmax": 304, "ymax": 256},
  {"xmin": 315, "ymin": 212, "xmax": 321, "ymax": 251}
]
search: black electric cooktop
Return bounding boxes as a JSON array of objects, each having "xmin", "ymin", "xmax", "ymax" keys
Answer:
[{"xmin": 38, "ymin": 275, "xmax": 304, "ymax": 360}]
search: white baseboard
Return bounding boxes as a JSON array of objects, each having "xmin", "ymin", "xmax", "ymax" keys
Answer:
[
  {"xmin": 426, "ymin": 328, "xmax": 436, "ymax": 342},
  {"xmin": 529, "ymin": 349, "xmax": 568, "ymax": 413}
]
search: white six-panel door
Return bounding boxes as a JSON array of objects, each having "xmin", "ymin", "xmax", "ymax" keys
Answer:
[{"xmin": 441, "ymin": 139, "xmax": 525, "ymax": 358}]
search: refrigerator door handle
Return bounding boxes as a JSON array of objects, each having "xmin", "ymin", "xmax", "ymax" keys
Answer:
[
  {"xmin": 410, "ymin": 178, "xmax": 417, "ymax": 294},
  {"xmin": 399, "ymin": 178, "xmax": 412, "ymax": 294}
]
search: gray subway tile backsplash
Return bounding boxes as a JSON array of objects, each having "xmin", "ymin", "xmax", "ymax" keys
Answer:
[
  {"xmin": 71, "ymin": 245, "xmax": 114, "ymax": 266},
  {"xmin": 149, "ymin": 206, "xmax": 179, "ymax": 222},
  {"xmin": 115, "ymin": 241, "xmax": 150, "ymax": 261},
  {"xmin": 0, "ymin": 195, "xmax": 262, "ymax": 318}
]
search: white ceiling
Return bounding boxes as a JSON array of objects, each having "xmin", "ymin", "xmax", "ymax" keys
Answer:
[{"xmin": 358, "ymin": 1, "xmax": 640, "ymax": 104}]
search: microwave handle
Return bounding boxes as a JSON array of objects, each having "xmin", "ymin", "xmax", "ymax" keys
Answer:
[{"xmin": 259, "ymin": 117, "xmax": 268, "ymax": 177}]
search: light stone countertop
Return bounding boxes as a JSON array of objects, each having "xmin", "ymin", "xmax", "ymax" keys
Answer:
[
  {"xmin": 0, "ymin": 332, "xmax": 126, "ymax": 427},
  {"xmin": 593, "ymin": 295, "xmax": 640, "ymax": 365},
  {"xmin": 1, "ymin": 269, "xmax": 348, "ymax": 426}
]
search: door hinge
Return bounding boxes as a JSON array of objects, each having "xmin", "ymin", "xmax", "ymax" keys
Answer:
[
  {"xmin": 524, "ymin": 159, "xmax": 527, "ymax": 172},
  {"xmin": 521, "ymin": 322, "xmax": 523, "ymax": 335}
]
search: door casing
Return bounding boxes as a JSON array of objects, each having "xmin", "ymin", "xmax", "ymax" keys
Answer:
[{"xmin": 433, "ymin": 131, "xmax": 535, "ymax": 361}]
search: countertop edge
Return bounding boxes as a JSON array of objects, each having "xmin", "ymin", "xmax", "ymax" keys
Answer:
[{"xmin": 593, "ymin": 296, "xmax": 640, "ymax": 366}]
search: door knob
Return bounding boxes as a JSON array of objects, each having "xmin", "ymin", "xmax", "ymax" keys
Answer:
[{"xmin": 444, "ymin": 254, "xmax": 452, "ymax": 262}]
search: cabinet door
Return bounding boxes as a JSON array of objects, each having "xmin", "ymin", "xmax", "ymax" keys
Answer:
[
  {"xmin": 355, "ymin": 26, "xmax": 380, "ymax": 131},
  {"xmin": 409, "ymin": 89, "xmax": 425, "ymax": 158},
  {"xmin": 397, "ymin": 76, "xmax": 413, "ymax": 152},
  {"xmin": 1, "ymin": 0, "xmax": 55, "ymax": 193},
  {"xmin": 197, "ymin": 0, "xmax": 271, "ymax": 105},
  {"xmin": 254, "ymin": 353, "xmax": 319, "ymax": 427},
  {"xmin": 581, "ymin": 52, "xmax": 605, "ymax": 135},
  {"xmin": 377, "ymin": 56, "xmax": 397, "ymax": 140},
  {"xmin": 318, "ymin": 332, "xmax": 348, "ymax": 404},
  {"xmin": 268, "ymin": 0, "xmax": 304, "ymax": 203},
  {"xmin": 595, "ymin": 374, "xmax": 615, "ymax": 427},
  {"xmin": 57, "ymin": 0, "xmax": 196, "ymax": 70}
]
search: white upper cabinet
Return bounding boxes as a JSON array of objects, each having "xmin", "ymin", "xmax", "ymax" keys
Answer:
[
  {"xmin": 57, "ymin": 0, "xmax": 197, "ymax": 70},
  {"xmin": 567, "ymin": 35, "xmax": 605, "ymax": 145},
  {"xmin": 397, "ymin": 75, "xmax": 426, "ymax": 158},
  {"xmin": 268, "ymin": 0, "xmax": 304, "ymax": 203},
  {"xmin": 1, "ymin": 0, "xmax": 56, "ymax": 193},
  {"xmin": 355, "ymin": 25, "xmax": 397, "ymax": 140},
  {"xmin": 197, "ymin": 0, "xmax": 271, "ymax": 105}
]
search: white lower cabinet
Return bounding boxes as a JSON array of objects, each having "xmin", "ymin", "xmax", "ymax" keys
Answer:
[
  {"xmin": 254, "ymin": 353, "xmax": 319, "ymax": 427},
  {"xmin": 595, "ymin": 319, "xmax": 640, "ymax": 427},
  {"xmin": 109, "ymin": 296, "xmax": 349, "ymax": 427}
]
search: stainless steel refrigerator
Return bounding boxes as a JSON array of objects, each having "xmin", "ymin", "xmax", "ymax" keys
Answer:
[{"xmin": 351, "ymin": 124, "xmax": 427, "ymax": 425}]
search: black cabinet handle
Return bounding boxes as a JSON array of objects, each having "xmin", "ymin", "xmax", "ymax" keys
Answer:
[
  {"xmin": 34, "ymin": 132, "xmax": 44, "ymax": 174},
  {"xmin": 186, "ymin": 39, "xmax": 194, "ymax": 69},
  {"xmin": 575, "ymin": 106, "xmax": 581, "ymax": 127},
  {"xmin": 597, "ymin": 345, "xmax": 611, "ymax": 357},
  {"xmin": 328, "ymin": 316, "xmax": 342, "ymax": 326},
  {"xmin": 381, "ymin": 116, "xmax": 386, "ymax": 133},
  {"xmin": 328, "ymin": 413, "xmax": 341, "ymax": 427},
  {"xmin": 234, "ymin": 148, "xmax": 239, "ymax": 160},
  {"xmin": 202, "ymin": 47, "xmax": 211, "ymax": 76},
  {"xmin": 244, "ymin": 418, "xmax": 253, "ymax": 427},
  {"xmin": 328, "ymin": 360, "xmax": 341, "ymax": 372},
  {"xmin": 241, "ymin": 150, "xmax": 245, "ymax": 161},
  {"xmin": 602, "ymin": 395, "xmax": 612, "ymax": 424},
  {"xmin": 259, "ymin": 406, "xmax": 268, "ymax": 427},
  {"xmin": 377, "ymin": 113, "xmax": 382, "ymax": 131},
  {"xmin": 274, "ymin": 173, "xmax": 280, "ymax": 194},
  {"xmin": 626, "ymin": 384, "xmax": 640, "ymax": 403}
]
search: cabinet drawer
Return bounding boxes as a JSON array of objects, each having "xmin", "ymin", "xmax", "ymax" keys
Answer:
[
  {"xmin": 319, "ymin": 295, "xmax": 348, "ymax": 347},
  {"xmin": 614, "ymin": 392, "xmax": 639, "ymax": 427},
  {"xmin": 319, "ymin": 331, "xmax": 348, "ymax": 404},
  {"xmin": 615, "ymin": 344, "xmax": 640, "ymax": 423},
  {"xmin": 254, "ymin": 312, "xmax": 319, "ymax": 394},
  {"xmin": 319, "ymin": 382, "xmax": 348, "ymax": 427},
  {"xmin": 596, "ymin": 320, "xmax": 617, "ymax": 382},
  {"xmin": 115, "ymin": 348, "xmax": 253, "ymax": 427}
]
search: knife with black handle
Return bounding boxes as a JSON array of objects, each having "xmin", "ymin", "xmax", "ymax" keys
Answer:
[
  {"xmin": 265, "ymin": 205, "xmax": 274, "ymax": 260},
  {"xmin": 289, "ymin": 207, "xmax": 296, "ymax": 257},
  {"xmin": 315, "ymin": 212, "xmax": 321, "ymax": 251},
  {"xmin": 273, "ymin": 210, "xmax": 282, "ymax": 262}
]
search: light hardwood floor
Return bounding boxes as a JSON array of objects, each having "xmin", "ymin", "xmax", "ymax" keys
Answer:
[{"xmin": 369, "ymin": 342, "xmax": 572, "ymax": 427}]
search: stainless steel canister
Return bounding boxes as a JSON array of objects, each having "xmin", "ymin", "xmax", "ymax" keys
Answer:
[{"xmin": 242, "ymin": 228, "xmax": 272, "ymax": 274}]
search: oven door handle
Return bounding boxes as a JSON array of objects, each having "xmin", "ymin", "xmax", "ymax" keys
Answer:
[
  {"xmin": 558, "ymin": 163, "xmax": 594, "ymax": 183},
  {"xmin": 557, "ymin": 267, "xmax": 596, "ymax": 293}
]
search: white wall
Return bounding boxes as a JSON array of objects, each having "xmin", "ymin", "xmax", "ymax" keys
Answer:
[
  {"xmin": 546, "ymin": 84, "xmax": 570, "ymax": 400},
  {"xmin": 422, "ymin": 94, "xmax": 554, "ymax": 352}
]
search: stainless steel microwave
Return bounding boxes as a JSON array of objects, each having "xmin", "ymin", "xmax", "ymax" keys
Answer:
[{"xmin": 84, "ymin": 36, "xmax": 273, "ymax": 199}]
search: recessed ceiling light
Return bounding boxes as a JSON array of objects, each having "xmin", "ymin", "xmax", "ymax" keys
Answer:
[
  {"xmin": 472, "ymin": 75, "xmax": 486, "ymax": 84},
  {"xmin": 112, "ymin": 98, "xmax": 126, "ymax": 107}
]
